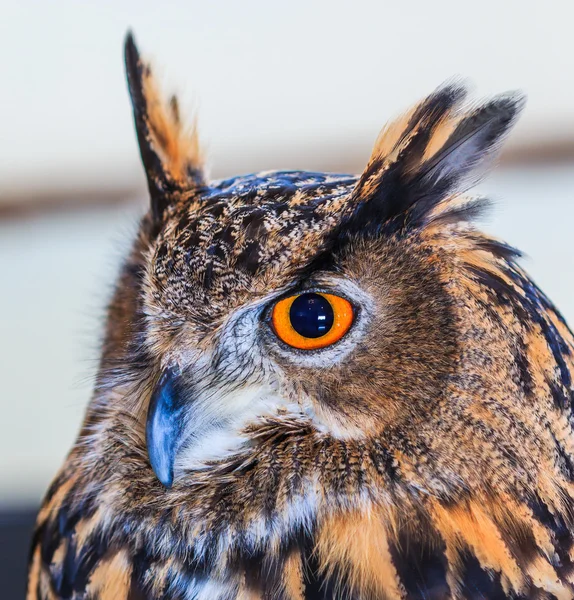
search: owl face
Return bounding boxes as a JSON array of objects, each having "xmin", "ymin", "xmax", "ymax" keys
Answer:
[{"xmin": 140, "ymin": 170, "xmax": 458, "ymax": 484}]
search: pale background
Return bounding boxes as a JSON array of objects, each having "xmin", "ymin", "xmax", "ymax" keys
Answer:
[
  {"xmin": 1, "ymin": 0, "xmax": 573, "ymax": 513},
  {"xmin": 3, "ymin": 0, "xmax": 574, "ymax": 197}
]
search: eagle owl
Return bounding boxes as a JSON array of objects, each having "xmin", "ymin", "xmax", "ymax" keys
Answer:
[{"xmin": 28, "ymin": 33, "xmax": 574, "ymax": 600}]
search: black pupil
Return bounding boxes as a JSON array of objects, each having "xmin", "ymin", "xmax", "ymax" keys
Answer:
[{"xmin": 289, "ymin": 293, "xmax": 334, "ymax": 338}]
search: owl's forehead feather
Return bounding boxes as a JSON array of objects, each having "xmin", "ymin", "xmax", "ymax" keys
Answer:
[
  {"xmin": 149, "ymin": 170, "xmax": 359, "ymax": 316},
  {"xmin": 208, "ymin": 170, "xmax": 357, "ymax": 199}
]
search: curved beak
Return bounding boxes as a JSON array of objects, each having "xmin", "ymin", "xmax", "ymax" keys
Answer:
[{"xmin": 146, "ymin": 368, "xmax": 187, "ymax": 488}]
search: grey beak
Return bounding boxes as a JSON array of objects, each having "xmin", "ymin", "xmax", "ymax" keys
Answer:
[{"xmin": 146, "ymin": 368, "xmax": 186, "ymax": 488}]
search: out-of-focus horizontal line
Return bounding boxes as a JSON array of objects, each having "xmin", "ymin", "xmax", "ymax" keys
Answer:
[
  {"xmin": 0, "ymin": 186, "xmax": 145, "ymax": 220},
  {"xmin": 0, "ymin": 139, "xmax": 573, "ymax": 221},
  {"xmin": 502, "ymin": 138, "xmax": 574, "ymax": 165}
]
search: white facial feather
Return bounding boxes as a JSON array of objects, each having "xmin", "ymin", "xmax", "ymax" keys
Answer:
[{"xmin": 175, "ymin": 384, "xmax": 296, "ymax": 472}]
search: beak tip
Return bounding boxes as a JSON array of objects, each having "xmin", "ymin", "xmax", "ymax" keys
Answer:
[
  {"xmin": 147, "ymin": 425, "xmax": 177, "ymax": 489},
  {"xmin": 155, "ymin": 464, "xmax": 174, "ymax": 489}
]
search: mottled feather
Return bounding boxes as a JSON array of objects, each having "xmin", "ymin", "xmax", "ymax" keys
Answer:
[{"xmin": 28, "ymin": 33, "xmax": 574, "ymax": 600}]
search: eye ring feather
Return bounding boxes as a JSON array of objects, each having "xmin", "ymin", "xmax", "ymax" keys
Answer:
[{"xmin": 270, "ymin": 292, "xmax": 354, "ymax": 350}]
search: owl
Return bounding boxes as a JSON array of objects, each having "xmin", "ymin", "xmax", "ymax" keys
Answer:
[{"xmin": 28, "ymin": 32, "xmax": 574, "ymax": 600}]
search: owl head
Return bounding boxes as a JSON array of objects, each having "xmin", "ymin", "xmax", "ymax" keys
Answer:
[
  {"xmin": 121, "ymin": 31, "xmax": 528, "ymax": 481},
  {"xmin": 68, "ymin": 33, "xmax": 574, "ymax": 597}
]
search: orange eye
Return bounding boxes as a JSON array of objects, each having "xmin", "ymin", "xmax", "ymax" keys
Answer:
[{"xmin": 271, "ymin": 292, "xmax": 354, "ymax": 350}]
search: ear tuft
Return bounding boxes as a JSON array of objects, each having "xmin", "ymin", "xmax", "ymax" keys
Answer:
[
  {"xmin": 416, "ymin": 92, "xmax": 526, "ymax": 194},
  {"xmin": 344, "ymin": 82, "xmax": 525, "ymax": 237},
  {"xmin": 124, "ymin": 31, "xmax": 205, "ymax": 220}
]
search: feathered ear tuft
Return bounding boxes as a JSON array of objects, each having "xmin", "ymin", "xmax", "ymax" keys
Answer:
[
  {"xmin": 124, "ymin": 32, "xmax": 205, "ymax": 220},
  {"xmin": 343, "ymin": 82, "xmax": 525, "ymax": 237}
]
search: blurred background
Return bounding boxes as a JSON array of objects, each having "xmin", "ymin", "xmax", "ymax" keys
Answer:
[{"xmin": 1, "ymin": 1, "xmax": 573, "ymax": 596}]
